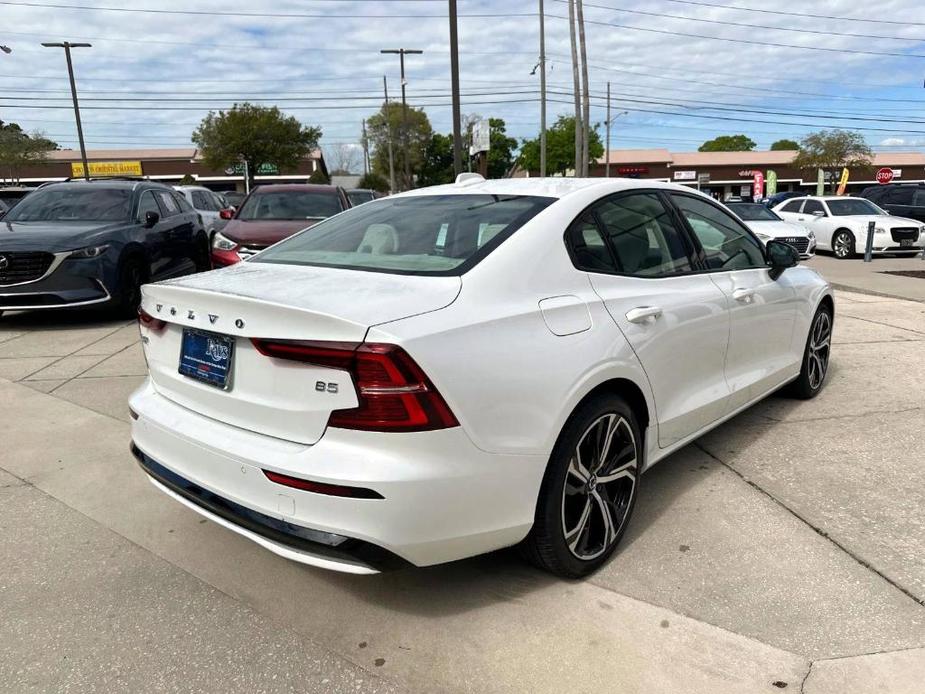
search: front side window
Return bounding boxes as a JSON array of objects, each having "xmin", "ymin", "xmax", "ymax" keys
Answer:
[
  {"xmin": 672, "ymin": 194, "xmax": 765, "ymax": 271},
  {"xmin": 780, "ymin": 200, "xmax": 804, "ymax": 213},
  {"xmin": 803, "ymin": 200, "xmax": 825, "ymax": 216},
  {"xmin": 827, "ymin": 199, "xmax": 883, "ymax": 216},
  {"xmin": 587, "ymin": 193, "xmax": 693, "ymax": 277},
  {"xmin": 137, "ymin": 191, "xmax": 160, "ymax": 220},
  {"xmin": 883, "ymin": 187, "xmax": 913, "ymax": 206},
  {"xmin": 238, "ymin": 190, "xmax": 343, "ymax": 221},
  {"xmin": 252, "ymin": 194, "xmax": 554, "ymax": 275},
  {"xmin": 6, "ymin": 187, "xmax": 132, "ymax": 222},
  {"xmin": 191, "ymin": 191, "xmax": 210, "ymax": 210},
  {"xmin": 156, "ymin": 191, "xmax": 180, "ymax": 217}
]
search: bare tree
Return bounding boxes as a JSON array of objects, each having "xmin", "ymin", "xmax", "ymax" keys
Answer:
[
  {"xmin": 568, "ymin": 0, "xmax": 582, "ymax": 177},
  {"xmin": 326, "ymin": 143, "xmax": 362, "ymax": 175},
  {"xmin": 576, "ymin": 0, "xmax": 590, "ymax": 176}
]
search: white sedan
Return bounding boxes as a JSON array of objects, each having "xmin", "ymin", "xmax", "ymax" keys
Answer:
[
  {"xmin": 726, "ymin": 202, "xmax": 815, "ymax": 259},
  {"xmin": 774, "ymin": 195, "xmax": 925, "ymax": 259},
  {"xmin": 131, "ymin": 176, "xmax": 833, "ymax": 578}
]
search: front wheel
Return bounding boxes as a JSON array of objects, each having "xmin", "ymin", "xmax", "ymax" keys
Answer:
[
  {"xmin": 832, "ymin": 230, "xmax": 855, "ymax": 259},
  {"xmin": 522, "ymin": 394, "xmax": 641, "ymax": 578},
  {"xmin": 788, "ymin": 305, "xmax": 832, "ymax": 399},
  {"xmin": 112, "ymin": 256, "xmax": 146, "ymax": 317}
]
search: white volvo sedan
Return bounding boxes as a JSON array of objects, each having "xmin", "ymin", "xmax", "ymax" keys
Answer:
[
  {"xmin": 774, "ymin": 195, "xmax": 925, "ymax": 259},
  {"xmin": 130, "ymin": 177, "xmax": 833, "ymax": 578}
]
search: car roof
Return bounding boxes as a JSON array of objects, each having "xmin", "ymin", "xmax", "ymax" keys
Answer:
[
  {"xmin": 395, "ymin": 177, "xmax": 700, "ymax": 201},
  {"xmin": 39, "ymin": 179, "xmax": 172, "ymax": 192},
  {"xmin": 248, "ymin": 184, "xmax": 339, "ymax": 194}
]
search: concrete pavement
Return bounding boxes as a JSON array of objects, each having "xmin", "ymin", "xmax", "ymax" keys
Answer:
[
  {"xmin": 806, "ymin": 253, "xmax": 925, "ymax": 301},
  {"xmin": 1, "ymin": 288, "xmax": 923, "ymax": 693}
]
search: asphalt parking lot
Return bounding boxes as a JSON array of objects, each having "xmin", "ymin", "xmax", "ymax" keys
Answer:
[{"xmin": 1, "ymin": 262, "xmax": 924, "ymax": 693}]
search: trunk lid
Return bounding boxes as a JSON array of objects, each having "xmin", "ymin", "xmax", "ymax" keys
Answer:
[{"xmin": 139, "ymin": 262, "xmax": 461, "ymax": 444}]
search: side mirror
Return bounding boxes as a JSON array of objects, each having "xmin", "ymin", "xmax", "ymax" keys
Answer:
[
  {"xmin": 767, "ymin": 239, "xmax": 799, "ymax": 279},
  {"xmin": 219, "ymin": 208, "xmax": 234, "ymax": 220},
  {"xmin": 144, "ymin": 210, "xmax": 160, "ymax": 228}
]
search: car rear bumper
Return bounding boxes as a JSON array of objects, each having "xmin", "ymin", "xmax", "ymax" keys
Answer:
[{"xmin": 129, "ymin": 379, "xmax": 546, "ymax": 571}]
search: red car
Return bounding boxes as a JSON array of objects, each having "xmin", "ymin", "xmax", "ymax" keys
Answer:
[{"xmin": 211, "ymin": 184, "xmax": 350, "ymax": 266}]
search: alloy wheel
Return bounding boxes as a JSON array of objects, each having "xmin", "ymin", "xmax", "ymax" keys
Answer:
[
  {"xmin": 834, "ymin": 233, "xmax": 851, "ymax": 258},
  {"xmin": 561, "ymin": 414, "xmax": 638, "ymax": 561},
  {"xmin": 808, "ymin": 311, "xmax": 831, "ymax": 391}
]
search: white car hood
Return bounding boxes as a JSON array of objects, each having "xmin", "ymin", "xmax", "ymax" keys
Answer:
[
  {"xmin": 745, "ymin": 220, "xmax": 808, "ymax": 238},
  {"xmin": 834, "ymin": 214, "xmax": 921, "ymax": 228}
]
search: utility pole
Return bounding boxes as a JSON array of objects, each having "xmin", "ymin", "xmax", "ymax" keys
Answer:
[
  {"xmin": 448, "ymin": 0, "xmax": 464, "ymax": 176},
  {"xmin": 382, "ymin": 75, "xmax": 396, "ymax": 194},
  {"xmin": 567, "ymin": 0, "xmax": 582, "ymax": 177},
  {"xmin": 42, "ymin": 41, "xmax": 91, "ymax": 180},
  {"xmin": 576, "ymin": 0, "xmax": 590, "ymax": 176},
  {"xmin": 381, "ymin": 48, "xmax": 423, "ymax": 191},
  {"xmin": 605, "ymin": 81, "xmax": 611, "ymax": 178},
  {"xmin": 538, "ymin": 0, "xmax": 547, "ymax": 177},
  {"xmin": 361, "ymin": 119, "xmax": 370, "ymax": 176}
]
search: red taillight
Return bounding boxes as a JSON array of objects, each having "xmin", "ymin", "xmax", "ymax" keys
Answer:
[
  {"xmin": 262, "ymin": 469, "xmax": 383, "ymax": 499},
  {"xmin": 250, "ymin": 339, "xmax": 459, "ymax": 432},
  {"xmin": 138, "ymin": 307, "xmax": 166, "ymax": 332}
]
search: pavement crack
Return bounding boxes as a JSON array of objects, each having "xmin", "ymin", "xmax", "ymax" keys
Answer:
[
  {"xmin": 694, "ymin": 442, "xmax": 925, "ymax": 610},
  {"xmin": 799, "ymin": 660, "xmax": 814, "ymax": 694}
]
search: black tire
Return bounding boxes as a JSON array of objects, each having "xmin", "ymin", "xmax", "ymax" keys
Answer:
[
  {"xmin": 522, "ymin": 393, "xmax": 641, "ymax": 578},
  {"xmin": 112, "ymin": 256, "xmax": 146, "ymax": 317},
  {"xmin": 832, "ymin": 229, "xmax": 855, "ymax": 259},
  {"xmin": 788, "ymin": 304, "xmax": 833, "ymax": 400}
]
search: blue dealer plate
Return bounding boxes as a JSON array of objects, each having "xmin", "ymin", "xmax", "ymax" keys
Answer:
[{"xmin": 178, "ymin": 329, "xmax": 234, "ymax": 389}]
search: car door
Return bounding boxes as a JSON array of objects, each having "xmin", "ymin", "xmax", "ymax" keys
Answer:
[
  {"xmin": 135, "ymin": 190, "xmax": 172, "ymax": 279},
  {"xmin": 671, "ymin": 193, "xmax": 799, "ymax": 412},
  {"xmin": 153, "ymin": 190, "xmax": 192, "ymax": 276},
  {"xmin": 572, "ymin": 191, "xmax": 732, "ymax": 449}
]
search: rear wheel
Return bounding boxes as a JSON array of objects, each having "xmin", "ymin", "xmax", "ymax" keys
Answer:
[
  {"xmin": 788, "ymin": 305, "xmax": 832, "ymax": 399},
  {"xmin": 523, "ymin": 394, "xmax": 641, "ymax": 578},
  {"xmin": 833, "ymin": 230, "xmax": 855, "ymax": 259}
]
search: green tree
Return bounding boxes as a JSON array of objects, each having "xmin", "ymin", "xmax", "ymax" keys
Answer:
[
  {"xmin": 357, "ymin": 172, "xmax": 389, "ymax": 194},
  {"xmin": 418, "ymin": 132, "xmax": 455, "ymax": 187},
  {"xmin": 366, "ymin": 102, "xmax": 433, "ymax": 191},
  {"xmin": 519, "ymin": 116, "xmax": 603, "ymax": 176},
  {"xmin": 308, "ymin": 169, "xmax": 329, "ymax": 184},
  {"xmin": 487, "ymin": 118, "xmax": 517, "ymax": 179},
  {"xmin": 791, "ymin": 129, "xmax": 873, "ymax": 192},
  {"xmin": 192, "ymin": 104, "xmax": 321, "ymax": 189},
  {"xmin": 698, "ymin": 134, "xmax": 756, "ymax": 152},
  {"xmin": 770, "ymin": 138, "xmax": 800, "ymax": 151},
  {"xmin": 178, "ymin": 173, "xmax": 196, "ymax": 186},
  {"xmin": 0, "ymin": 120, "xmax": 58, "ymax": 182}
]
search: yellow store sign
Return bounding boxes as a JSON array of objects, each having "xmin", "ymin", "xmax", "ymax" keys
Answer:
[{"xmin": 70, "ymin": 160, "xmax": 143, "ymax": 177}]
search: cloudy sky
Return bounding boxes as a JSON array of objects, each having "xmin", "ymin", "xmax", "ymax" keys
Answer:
[{"xmin": 2, "ymin": 0, "xmax": 925, "ymax": 164}]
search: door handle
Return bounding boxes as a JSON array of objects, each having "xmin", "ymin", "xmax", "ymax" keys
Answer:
[
  {"xmin": 625, "ymin": 306, "xmax": 663, "ymax": 324},
  {"xmin": 732, "ymin": 288, "xmax": 756, "ymax": 303}
]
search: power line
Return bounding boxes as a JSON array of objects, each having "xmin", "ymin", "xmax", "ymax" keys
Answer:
[
  {"xmin": 658, "ymin": 0, "xmax": 925, "ymax": 27},
  {"xmin": 545, "ymin": 13, "xmax": 925, "ymax": 59},
  {"xmin": 568, "ymin": 0, "xmax": 925, "ymax": 43}
]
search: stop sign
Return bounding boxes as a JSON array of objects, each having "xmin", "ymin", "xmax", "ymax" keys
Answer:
[{"xmin": 876, "ymin": 168, "xmax": 894, "ymax": 185}]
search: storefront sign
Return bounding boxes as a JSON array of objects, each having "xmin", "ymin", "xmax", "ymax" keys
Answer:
[
  {"xmin": 738, "ymin": 169, "xmax": 759, "ymax": 177},
  {"xmin": 673, "ymin": 170, "xmax": 697, "ymax": 181},
  {"xmin": 225, "ymin": 163, "xmax": 279, "ymax": 176},
  {"xmin": 617, "ymin": 166, "xmax": 649, "ymax": 176},
  {"xmin": 71, "ymin": 160, "xmax": 143, "ymax": 177}
]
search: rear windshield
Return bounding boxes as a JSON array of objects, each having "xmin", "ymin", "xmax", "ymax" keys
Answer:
[
  {"xmin": 727, "ymin": 203, "xmax": 780, "ymax": 221},
  {"xmin": 251, "ymin": 194, "xmax": 555, "ymax": 275},
  {"xmin": 5, "ymin": 187, "xmax": 132, "ymax": 222},
  {"xmin": 827, "ymin": 199, "xmax": 883, "ymax": 216},
  {"xmin": 238, "ymin": 190, "xmax": 342, "ymax": 221}
]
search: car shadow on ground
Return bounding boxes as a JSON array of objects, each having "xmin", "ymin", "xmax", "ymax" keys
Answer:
[{"xmin": 307, "ymin": 382, "xmax": 823, "ymax": 617}]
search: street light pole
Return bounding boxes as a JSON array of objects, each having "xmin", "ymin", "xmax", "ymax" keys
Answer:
[
  {"xmin": 381, "ymin": 48, "xmax": 423, "ymax": 191},
  {"xmin": 448, "ymin": 0, "xmax": 464, "ymax": 176},
  {"xmin": 538, "ymin": 0, "xmax": 547, "ymax": 178},
  {"xmin": 42, "ymin": 41, "xmax": 91, "ymax": 180}
]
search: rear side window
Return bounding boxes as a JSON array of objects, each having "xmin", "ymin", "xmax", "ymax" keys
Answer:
[
  {"xmin": 884, "ymin": 187, "xmax": 914, "ymax": 205},
  {"xmin": 780, "ymin": 200, "xmax": 803, "ymax": 213},
  {"xmin": 672, "ymin": 194, "xmax": 765, "ymax": 271},
  {"xmin": 589, "ymin": 193, "xmax": 693, "ymax": 277},
  {"xmin": 155, "ymin": 191, "xmax": 179, "ymax": 217},
  {"xmin": 191, "ymin": 191, "xmax": 210, "ymax": 210},
  {"xmin": 568, "ymin": 214, "xmax": 618, "ymax": 274},
  {"xmin": 914, "ymin": 189, "xmax": 925, "ymax": 207},
  {"xmin": 252, "ymin": 194, "xmax": 555, "ymax": 275}
]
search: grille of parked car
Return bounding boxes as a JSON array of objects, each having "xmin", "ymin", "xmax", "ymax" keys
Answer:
[
  {"xmin": 890, "ymin": 228, "xmax": 919, "ymax": 242},
  {"xmin": 781, "ymin": 237, "xmax": 810, "ymax": 254},
  {"xmin": 0, "ymin": 251, "xmax": 55, "ymax": 285}
]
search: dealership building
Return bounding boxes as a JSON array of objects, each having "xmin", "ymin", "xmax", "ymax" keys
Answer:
[
  {"xmin": 2, "ymin": 147, "xmax": 329, "ymax": 192},
  {"xmin": 582, "ymin": 149, "xmax": 925, "ymax": 199}
]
